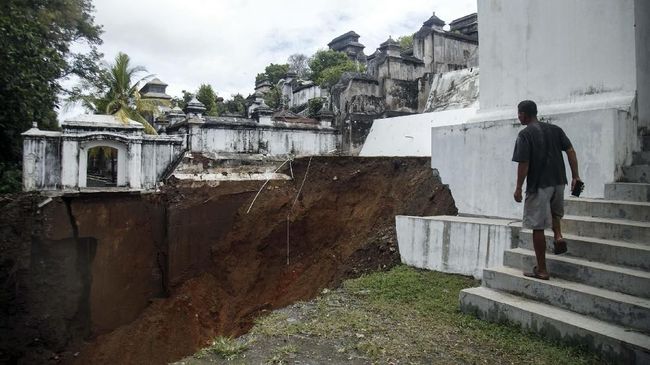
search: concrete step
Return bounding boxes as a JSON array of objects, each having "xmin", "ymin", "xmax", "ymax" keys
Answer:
[
  {"xmin": 605, "ymin": 182, "xmax": 650, "ymax": 202},
  {"xmin": 460, "ymin": 287, "xmax": 650, "ymax": 364},
  {"xmin": 633, "ymin": 151, "xmax": 650, "ymax": 165},
  {"xmin": 483, "ymin": 266, "xmax": 650, "ymax": 333},
  {"xmin": 562, "ymin": 215, "xmax": 650, "ymax": 244},
  {"xmin": 565, "ymin": 197, "xmax": 650, "ymax": 221},
  {"xmin": 622, "ymin": 164, "xmax": 650, "ymax": 183},
  {"xmin": 518, "ymin": 230, "xmax": 650, "ymax": 270},
  {"xmin": 503, "ymin": 247, "xmax": 650, "ymax": 298}
]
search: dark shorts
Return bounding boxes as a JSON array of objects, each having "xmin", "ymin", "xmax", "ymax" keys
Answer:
[{"xmin": 523, "ymin": 185, "xmax": 565, "ymax": 230}]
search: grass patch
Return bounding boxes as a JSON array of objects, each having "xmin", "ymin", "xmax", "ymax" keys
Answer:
[
  {"xmin": 194, "ymin": 336, "xmax": 248, "ymax": 361},
  {"xmin": 265, "ymin": 344, "xmax": 298, "ymax": 364},
  {"xmin": 252, "ymin": 265, "xmax": 604, "ymax": 364},
  {"xmin": 186, "ymin": 265, "xmax": 605, "ymax": 364}
]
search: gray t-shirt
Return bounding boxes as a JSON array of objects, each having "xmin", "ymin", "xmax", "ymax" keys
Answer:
[{"xmin": 512, "ymin": 121, "xmax": 573, "ymax": 193}]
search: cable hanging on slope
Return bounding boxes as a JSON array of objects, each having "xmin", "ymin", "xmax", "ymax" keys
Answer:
[{"xmin": 286, "ymin": 156, "xmax": 313, "ymax": 266}]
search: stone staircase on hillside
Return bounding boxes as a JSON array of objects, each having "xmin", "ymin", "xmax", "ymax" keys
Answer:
[{"xmin": 459, "ymin": 133, "xmax": 650, "ymax": 364}]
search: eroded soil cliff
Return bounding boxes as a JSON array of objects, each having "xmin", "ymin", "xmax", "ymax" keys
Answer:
[{"xmin": 0, "ymin": 156, "xmax": 456, "ymax": 364}]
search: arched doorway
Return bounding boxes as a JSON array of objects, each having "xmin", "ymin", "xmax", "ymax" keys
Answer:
[
  {"xmin": 86, "ymin": 146, "xmax": 118, "ymax": 187},
  {"xmin": 78, "ymin": 139, "xmax": 128, "ymax": 188}
]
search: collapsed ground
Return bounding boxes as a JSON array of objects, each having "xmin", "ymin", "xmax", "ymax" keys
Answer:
[{"xmin": 1, "ymin": 156, "xmax": 456, "ymax": 364}]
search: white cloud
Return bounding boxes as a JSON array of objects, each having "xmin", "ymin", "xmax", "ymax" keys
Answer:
[{"xmin": 60, "ymin": 0, "xmax": 476, "ymax": 120}]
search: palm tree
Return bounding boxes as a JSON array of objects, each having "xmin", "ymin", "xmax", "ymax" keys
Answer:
[{"xmin": 70, "ymin": 52, "xmax": 160, "ymax": 134}]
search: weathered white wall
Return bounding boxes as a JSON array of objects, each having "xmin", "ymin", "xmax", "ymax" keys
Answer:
[
  {"xmin": 396, "ymin": 215, "xmax": 518, "ymax": 279},
  {"xmin": 479, "ymin": 0, "xmax": 639, "ymax": 111},
  {"xmin": 636, "ymin": 0, "xmax": 650, "ymax": 129},
  {"xmin": 431, "ymin": 96, "xmax": 637, "ymax": 219},
  {"xmin": 199, "ymin": 125, "xmax": 337, "ymax": 156},
  {"xmin": 141, "ymin": 137, "xmax": 185, "ymax": 189},
  {"xmin": 359, "ymin": 107, "xmax": 477, "ymax": 157},
  {"xmin": 432, "ymin": 34, "xmax": 477, "ymax": 73},
  {"xmin": 291, "ymin": 85, "xmax": 321, "ymax": 108},
  {"xmin": 22, "ymin": 135, "xmax": 62, "ymax": 190},
  {"xmin": 424, "ymin": 68, "xmax": 479, "ymax": 112}
]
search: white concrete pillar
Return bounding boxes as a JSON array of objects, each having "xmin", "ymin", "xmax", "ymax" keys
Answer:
[
  {"xmin": 128, "ymin": 142, "xmax": 142, "ymax": 189},
  {"xmin": 61, "ymin": 139, "xmax": 79, "ymax": 188},
  {"xmin": 22, "ymin": 138, "xmax": 38, "ymax": 191}
]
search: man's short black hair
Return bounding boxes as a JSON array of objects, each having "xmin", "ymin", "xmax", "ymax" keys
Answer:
[{"xmin": 518, "ymin": 100, "xmax": 538, "ymax": 117}]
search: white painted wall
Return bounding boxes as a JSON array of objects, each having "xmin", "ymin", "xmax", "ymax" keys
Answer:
[
  {"xmin": 61, "ymin": 140, "xmax": 79, "ymax": 188},
  {"xmin": 199, "ymin": 126, "xmax": 337, "ymax": 156},
  {"xmin": 396, "ymin": 215, "xmax": 518, "ymax": 279},
  {"xmin": 636, "ymin": 0, "xmax": 650, "ymax": 129},
  {"xmin": 292, "ymin": 85, "xmax": 321, "ymax": 108},
  {"xmin": 22, "ymin": 136, "xmax": 61, "ymax": 190},
  {"xmin": 359, "ymin": 107, "xmax": 477, "ymax": 157},
  {"xmin": 479, "ymin": 0, "xmax": 639, "ymax": 111},
  {"xmin": 431, "ymin": 96, "xmax": 637, "ymax": 219}
]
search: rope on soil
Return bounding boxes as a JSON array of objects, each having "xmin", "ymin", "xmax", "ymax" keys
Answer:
[
  {"xmin": 246, "ymin": 157, "xmax": 293, "ymax": 214},
  {"xmin": 286, "ymin": 156, "xmax": 313, "ymax": 265}
]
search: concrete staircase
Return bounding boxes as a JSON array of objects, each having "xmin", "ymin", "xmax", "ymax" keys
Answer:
[{"xmin": 459, "ymin": 134, "xmax": 650, "ymax": 364}]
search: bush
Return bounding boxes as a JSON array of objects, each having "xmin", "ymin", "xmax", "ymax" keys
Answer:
[
  {"xmin": 308, "ymin": 97, "xmax": 326, "ymax": 118},
  {"xmin": 0, "ymin": 163, "xmax": 22, "ymax": 193}
]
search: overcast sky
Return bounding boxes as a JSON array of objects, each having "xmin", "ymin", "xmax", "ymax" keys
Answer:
[{"xmin": 61, "ymin": 0, "xmax": 476, "ymax": 119}]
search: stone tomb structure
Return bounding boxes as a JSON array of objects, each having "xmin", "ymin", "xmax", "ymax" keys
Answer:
[
  {"xmin": 22, "ymin": 114, "xmax": 184, "ymax": 191},
  {"xmin": 331, "ymin": 12, "xmax": 479, "ymax": 153},
  {"xmin": 165, "ymin": 97, "xmax": 337, "ymax": 157}
]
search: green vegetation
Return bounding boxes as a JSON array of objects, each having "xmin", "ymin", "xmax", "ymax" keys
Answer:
[
  {"xmin": 70, "ymin": 52, "xmax": 159, "ymax": 134},
  {"xmin": 218, "ymin": 93, "xmax": 248, "ymax": 116},
  {"xmin": 308, "ymin": 49, "xmax": 361, "ymax": 88},
  {"xmin": 397, "ymin": 34, "xmax": 414, "ymax": 50},
  {"xmin": 307, "ymin": 97, "xmax": 325, "ymax": 118},
  {"xmin": 266, "ymin": 344, "xmax": 298, "ymax": 364},
  {"xmin": 256, "ymin": 63, "xmax": 290, "ymax": 85},
  {"xmin": 194, "ymin": 336, "xmax": 248, "ymax": 361},
  {"xmin": 196, "ymin": 84, "xmax": 219, "ymax": 116},
  {"xmin": 0, "ymin": 0, "xmax": 102, "ymax": 191},
  {"xmin": 250, "ymin": 265, "xmax": 603, "ymax": 364}
]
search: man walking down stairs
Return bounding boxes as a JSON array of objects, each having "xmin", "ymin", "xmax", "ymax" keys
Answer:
[{"xmin": 460, "ymin": 128, "xmax": 650, "ymax": 363}]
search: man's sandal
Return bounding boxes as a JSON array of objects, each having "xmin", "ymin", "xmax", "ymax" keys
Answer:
[
  {"xmin": 554, "ymin": 239, "xmax": 568, "ymax": 255},
  {"xmin": 523, "ymin": 266, "xmax": 550, "ymax": 280}
]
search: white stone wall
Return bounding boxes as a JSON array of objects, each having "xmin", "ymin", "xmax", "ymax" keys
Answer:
[
  {"xmin": 424, "ymin": 68, "xmax": 479, "ymax": 112},
  {"xmin": 478, "ymin": 0, "xmax": 641, "ymax": 111},
  {"xmin": 291, "ymin": 85, "xmax": 321, "ymax": 108},
  {"xmin": 396, "ymin": 215, "xmax": 518, "ymax": 279},
  {"xmin": 198, "ymin": 125, "xmax": 337, "ymax": 156},
  {"xmin": 432, "ymin": 34, "xmax": 477, "ymax": 73},
  {"xmin": 141, "ymin": 137, "xmax": 186, "ymax": 189},
  {"xmin": 359, "ymin": 107, "xmax": 477, "ymax": 157},
  {"xmin": 23, "ymin": 135, "xmax": 62, "ymax": 190},
  {"xmin": 636, "ymin": 0, "xmax": 650, "ymax": 128},
  {"xmin": 431, "ymin": 96, "xmax": 637, "ymax": 219}
]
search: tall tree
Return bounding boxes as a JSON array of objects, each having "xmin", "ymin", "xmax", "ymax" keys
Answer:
[
  {"xmin": 217, "ymin": 94, "xmax": 247, "ymax": 116},
  {"xmin": 255, "ymin": 63, "xmax": 289, "ymax": 85},
  {"xmin": 288, "ymin": 53, "xmax": 310, "ymax": 79},
  {"xmin": 308, "ymin": 49, "xmax": 360, "ymax": 88},
  {"xmin": 397, "ymin": 35, "xmax": 414, "ymax": 50},
  {"xmin": 0, "ymin": 0, "xmax": 103, "ymax": 192},
  {"xmin": 196, "ymin": 84, "xmax": 218, "ymax": 116},
  {"xmin": 71, "ymin": 52, "xmax": 158, "ymax": 134}
]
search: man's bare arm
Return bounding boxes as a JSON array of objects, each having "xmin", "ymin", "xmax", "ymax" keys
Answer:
[
  {"xmin": 514, "ymin": 161, "xmax": 529, "ymax": 202},
  {"xmin": 566, "ymin": 147, "xmax": 580, "ymax": 189}
]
